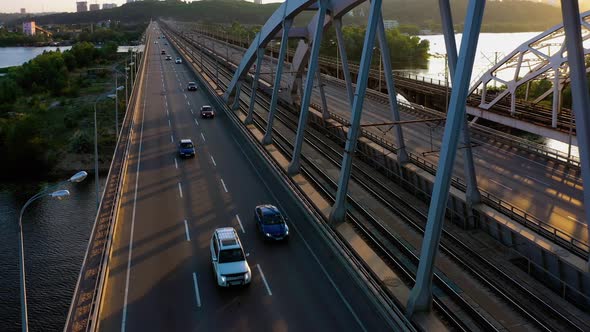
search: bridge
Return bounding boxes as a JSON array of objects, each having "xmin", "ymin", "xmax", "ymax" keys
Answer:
[{"xmin": 64, "ymin": 1, "xmax": 590, "ymax": 331}]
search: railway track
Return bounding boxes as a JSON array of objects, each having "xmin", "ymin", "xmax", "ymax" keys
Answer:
[{"xmin": 164, "ymin": 25, "xmax": 590, "ymax": 331}]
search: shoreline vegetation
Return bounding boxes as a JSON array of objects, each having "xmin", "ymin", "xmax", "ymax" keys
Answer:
[{"xmin": 0, "ymin": 25, "xmax": 145, "ymax": 181}]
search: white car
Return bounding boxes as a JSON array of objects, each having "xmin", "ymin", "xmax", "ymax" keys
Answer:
[
  {"xmin": 210, "ymin": 227, "xmax": 251, "ymax": 287},
  {"xmin": 175, "ymin": 57, "xmax": 182, "ymax": 64}
]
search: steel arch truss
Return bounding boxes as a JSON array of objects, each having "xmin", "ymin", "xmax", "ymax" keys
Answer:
[{"xmin": 470, "ymin": 10, "xmax": 590, "ymax": 128}]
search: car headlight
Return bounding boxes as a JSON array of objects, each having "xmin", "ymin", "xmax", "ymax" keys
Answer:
[
  {"xmin": 284, "ymin": 226, "xmax": 289, "ymax": 235},
  {"xmin": 219, "ymin": 275, "xmax": 226, "ymax": 283},
  {"xmin": 244, "ymin": 271, "xmax": 251, "ymax": 282},
  {"xmin": 265, "ymin": 233, "xmax": 272, "ymax": 237}
]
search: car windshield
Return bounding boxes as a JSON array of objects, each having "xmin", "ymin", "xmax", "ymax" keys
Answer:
[
  {"xmin": 201, "ymin": 107, "xmax": 212, "ymax": 112},
  {"xmin": 218, "ymin": 248, "xmax": 244, "ymax": 263},
  {"xmin": 262, "ymin": 212, "xmax": 284, "ymax": 225},
  {"xmin": 188, "ymin": 83, "xmax": 196, "ymax": 86},
  {"xmin": 180, "ymin": 142, "xmax": 193, "ymax": 149}
]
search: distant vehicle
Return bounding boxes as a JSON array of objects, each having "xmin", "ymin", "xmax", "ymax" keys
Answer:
[
  {"xmin": 164, "ymin": 42, "xmax": 168, "ymax": 45},
  {"xmin": 210, "ymin": 227, "xmax": 251, "ymax": 287},
  {"xmin": 161, "ymin": 50, "xmax": 166, "ymax": 55},
  {"xmin": 187, "ymin": 82, "xmax": 197, "ymax": 91},
  {"xmin": 154, "ymin": 41, "xmax": 158, "ymax": 44},
  {"xmin": 178, "ymin": 139, "xmax": 195, "ymax": 158},
  {"xmin": 175, "ymin": 57, "xmax": 182, "ymax": 64},
  {"xmin": 165, "ymin": 55, "xmax": 172, "ymax": 60},
  {"xmin": 254, "ymin": 205, "xmax": 289, "ymax": 241},
  {"xmin": 200, "ymin": 105, "xmax": 214, "ymax": 118}
]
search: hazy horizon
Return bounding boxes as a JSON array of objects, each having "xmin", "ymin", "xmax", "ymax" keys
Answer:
[{"xmin": 0, "ymin": 0, "xmax": 283, "ymax": 14}]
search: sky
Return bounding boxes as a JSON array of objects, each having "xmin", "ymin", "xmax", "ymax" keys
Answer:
[{"xmin": 0, "ymin": 0, "xmax": 283, "ymax": 14}]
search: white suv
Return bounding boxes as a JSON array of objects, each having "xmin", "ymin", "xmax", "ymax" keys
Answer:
[{"xmin": 210, "ymin": 227, "xmax": 251, "ymax": 287}]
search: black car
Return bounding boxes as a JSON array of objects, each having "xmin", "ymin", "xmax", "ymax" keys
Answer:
[
  {"xmin": 187, "ymin": 82, "xmax": 197, "ymax": 91},
  {"xmin": 200, "ymin": 105, "xmax": 215, "ymax": 118},
  {"xmin": 161, "ymin": 50, "xmax": 166, "ymax": 55}
]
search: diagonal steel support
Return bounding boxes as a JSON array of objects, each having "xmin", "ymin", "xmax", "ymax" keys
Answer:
[
  {"xmin": 245, "ymin": 44, "xmax": 265, "ymax": 125},
  {"xmin": 328, "ymin": 0, "xmax": 382, "ymax": 223},
  {"xmin": 287, "ymin": 0, "xmax": 328, "ymax": 175},
  {"xmin": 376, "ymin": 12, "xmax": 409, "ymax": 164},
  {"xmin": 407, "ymin": 0, "xmax": 485, "ymax": 316},
  {"xmin": 262, "ymin": 17, "xmax": 293, "ymax": 145},
  {"xmin": 334, "ymin": 18, "xmax": 354, "ymax": 106},
  {"xmin": 439, "ymin": 0, "xmax": 481, "ymax": 209},
  {"xmin": 561, "ymin": 0, "xmax": 590, "ymax": 263},
  {"xmin": 317, "ymin": 70, "xmax": 330, "ymax": 120},
  {"xmin": 232, "ymin": 81, "xmax": 242, "ymax": 111}
]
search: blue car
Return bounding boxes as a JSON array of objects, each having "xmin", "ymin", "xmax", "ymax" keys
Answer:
[
  {"xmin": 178, "ymin": 139, "xmax": 195, "ymax": 158},
  {"xmin": 255, "ymin": 205, "xmax": 289, "ymax": 241}
]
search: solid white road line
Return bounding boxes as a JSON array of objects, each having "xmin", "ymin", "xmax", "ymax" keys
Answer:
[
  {"xmin": 490, "ymin": 179, "xmax": 512, "ymax": 191},
  {"xmin": 121, "ymin": 56, "xmax": 149, "ymax": 332},
  {"xmin": 178, "ymin": 182, "xmax": 183, "ymax": 198},
  {"xmin": 174, "ymin": 157, "xmax": 178, "ymax": 169},
  {"xmin": 230, "ymin": 134, "xmax": 368, "ymax": 332},
  {"xmin": 183, "ymin": 219, "xmax": 191, "ymax": 241},
  {"xmin": 201, "ymin": 133, "xmax": 205, "ymax": 142},
  {"xmin": 235, "ymin": 214, "xmax": 245, "ymax": 233},
  {"xmin": 192, "ymin": 272, "xmax": 202, "ymax": 308},
  {"xmin": 256, "ymin": 264, "xmax": 272, "ymax": 296},
  {"xmin": 210, "ymin": 155, "xmax": 216, "ymax": 166},
  {"xmin": 220, "ymin": 179, "xmax": 228, "ymax": 193}
]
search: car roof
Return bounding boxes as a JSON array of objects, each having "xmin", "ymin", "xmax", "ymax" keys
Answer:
[
  {"xmin": 201, "ymin": 105, "xmax": 212, "ymax": 108},
  {"xmin": 180, "ymin": 139, "xmax": 193, "ymax": 144},
  {"xmin": 188, "ymin": 82, "xmax": 196, "ymax": 85},
  {"xmin": 215, "ymin": 227, "xmax": 241, "ymax": 249},
  {"xmin": 257, "ymin": 204, "xmax": 280, "ymax": 216}
]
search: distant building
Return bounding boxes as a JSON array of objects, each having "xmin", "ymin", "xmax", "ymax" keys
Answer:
[
  {"xmin": 77, "ymin": 1, "xmax": 88, "ymax": 12},
  {"xmin": 20, "ymin": 8, "xmax": 26, "ymax": 14},
  {"xmin": 383, "ymin": 20, "xmax": 399, "ymax": 30},
  {"xmin": 89, "ymin": 4, "xmax": 100, "ymax": 11},
  {"xmin": 254, "ymin": 0, "xmax": 262, "ymax": 4},
  {"xmin": 126, "ymin": 0, "xmax": 135, "ymax": 3},
  {"xmin": 102, "ymin": 3, "xmax": 117, "ymax": 9},
  {"xmin": 23, "ymin": 21, "xmax": 36, "ymax": 36}
]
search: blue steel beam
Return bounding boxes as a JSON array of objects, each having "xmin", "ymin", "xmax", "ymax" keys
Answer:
[
  {"xmin": 334, "ymin": 17, "xmax": 354, "ymax": 105},
  {"xmin": 262, "ymin": 17, "xmax": 293, "ymax": 145},
  {"xmin": 439, "ymin": 0, "xmax": 481, "ymax": 208},
  {"xmin": 287, "ymin": 0, "xmax": 328, "ymax": 175},
  {"xmin": 561, "ymin": 0, "xmax": 590, "ymax": 261},
  {"xmin": 328, "ymin": 0, "xmax": 382, "ymax": 223},
  {"xmin": 246, "ymin": 45, "xmax": 265, "ymax": 125},
  {"xmin": 376, "ymin": 12, "xmax": 409, "ymax": 164},
  {"xmin": 406, "ymin": 0, "xmax": 486, "ymax": 316}
]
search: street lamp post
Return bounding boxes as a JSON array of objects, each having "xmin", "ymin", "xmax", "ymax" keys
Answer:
[
  {"xmin": 94, "ymin": 87, "xmax": 124, "ymax": 210},
  {"xmin": 331, "ymin": 40, "xmax": 339, "ymax": 80},
  {"xmin": 18, "ymin": 171, "xmax": 87, "ymax": 332}
]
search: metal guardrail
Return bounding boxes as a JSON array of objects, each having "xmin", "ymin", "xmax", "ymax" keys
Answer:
[{"xmin": 64, "ymin": 30, "xmax": 150, "ymax": 332}]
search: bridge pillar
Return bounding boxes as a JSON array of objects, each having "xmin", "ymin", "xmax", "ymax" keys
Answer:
[
  {"xmin": 407, "ymin": 0, "xmax": 485, "ymax": 316},
  {"xmin": 287, "ymin": 0, "xmax": 328, "ymax": 175},
  {"xmin": 317, "ymin": 70, "xmax": 330, "ymax": 120},
  {"xmin": 376, "ymin": 12, "xmax": 408, "ymax": 164},
  {"xmin": 334, "ymin": 18, "xmax": 354, "ymax": 105},
  {"xmin": 439, "ymin": 0, "xmax": 481, "ymax": 213},
  {"xmin": 561, "ymin": 0, "xmax": 590, "ymax": 263},
  {"xmin": 232, "ymin": 81, "xmax": 242, "ymax": 111},
  {"xmin": 246, "ymin": 44, "xmax": 265, "ymax": 125},
  {"xmin": 328, "ymin": 0, "xmax": 382, "ymax": 224},
  {"xmin": 262, "ymin": 17, "xmax": 293, "ymax": 145}
]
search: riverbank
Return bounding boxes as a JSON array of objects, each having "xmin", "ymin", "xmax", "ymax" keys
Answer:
[{"xmin": 0, "ymin": 43, "xmax": 132, "ymax": 181}]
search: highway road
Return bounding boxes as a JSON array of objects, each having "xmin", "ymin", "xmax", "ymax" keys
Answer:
[
  {"xmin": 98, "ymin": 23, "xmax": 394, "ymax": 332},
  {"xmin": 179, "ymin": 28, "xmax": 587, "ymax": 245}
]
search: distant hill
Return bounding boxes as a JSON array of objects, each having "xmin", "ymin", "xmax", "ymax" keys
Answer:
[{"xmin": 25, "ymin": 0, "xmax": 575, "ymax": 33}]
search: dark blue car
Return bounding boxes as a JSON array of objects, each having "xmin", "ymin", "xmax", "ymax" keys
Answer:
[
  {"xmin": 255, "ymin": 205, "xmax": 289, "ymax": 241},
  {"xmin": 178, "ymin": 139, "xmax": 195, "ymax": 158}
]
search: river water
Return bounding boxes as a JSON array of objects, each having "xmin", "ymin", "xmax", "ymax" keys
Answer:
[{"xmin": 0, "ymin": 31, "xmax": 573, "ymax": 330}]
